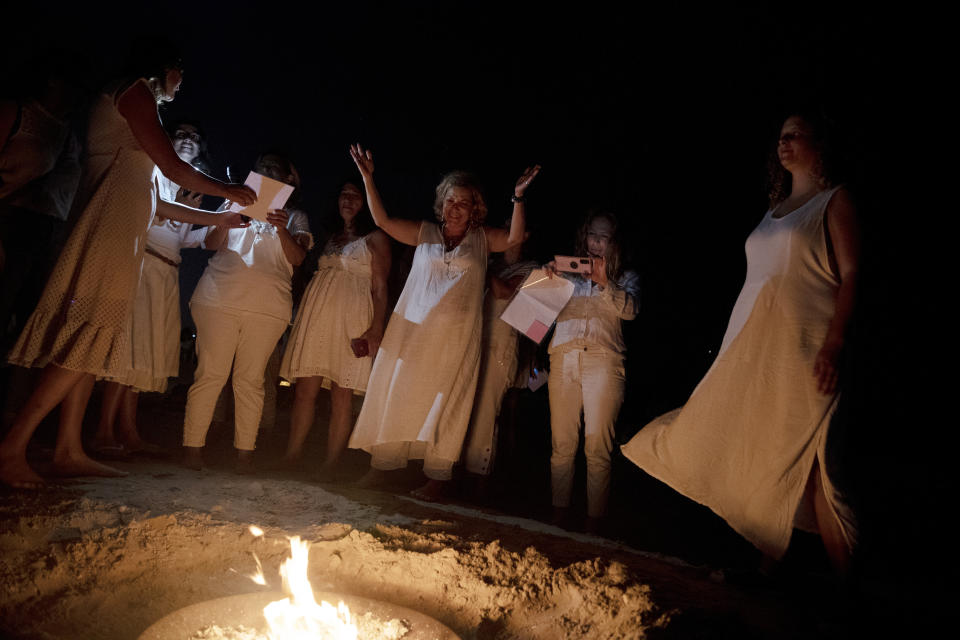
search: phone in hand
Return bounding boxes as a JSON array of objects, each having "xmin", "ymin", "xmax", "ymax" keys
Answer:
[
  {"xmin": 350, "ymin": 338, "xmax": 369, "ymax": 358},
  {"xmin": 554, "ymin": 255, "xmax": 593, "ymax": 275}
]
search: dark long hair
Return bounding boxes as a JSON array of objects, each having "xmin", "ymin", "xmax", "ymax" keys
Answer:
[
  {"xmin": 766, "ymin": 110, "xmax": 840, "ymax": 207},
  {"xmin": 329, "ymin": 179, "xmax": 376, "ymax": 237},
  {"xmin": 574, "ymin": 210, "xmax": 623, "ymax": 281}
]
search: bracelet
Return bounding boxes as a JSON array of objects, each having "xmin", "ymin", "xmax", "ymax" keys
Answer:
[{"xmin": 511, "ymin": 194, "xmax": 525, "ymax": 204}]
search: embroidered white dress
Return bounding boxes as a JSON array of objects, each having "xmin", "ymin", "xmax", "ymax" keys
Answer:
[
  {"xmin": 349, "ymin": 222, "xmax": 487, "ymax": 469},
  {"xmin": 621, "ymin": 186, "xmax": 857, "ymax": 559},
  {"xmin": 280, "ymin": 235, "xmax": 375, "ymax": 394},
  {"xmin": 8, "ymin": 80, "xmax": 158, "ymax": 377}
]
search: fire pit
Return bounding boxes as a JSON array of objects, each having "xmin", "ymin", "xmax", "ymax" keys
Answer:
[
  {"xmin": 137, "ymin": 590, "xmax": 459, "ymax": 639},
  {"xmin": 139, "ymin": 531, "xmax": 459, "ymax": 640}
]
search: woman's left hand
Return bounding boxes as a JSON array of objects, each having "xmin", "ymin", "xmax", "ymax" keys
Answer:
[
  {"xmin": 220, "ymin": 212, "xmax": 250, "ymax": 228},
  {"xmin": 590, "ymin": 256, "xmax": 608, "ymax": 288},
  {"xmin": 266, "ymin": 209, "xmax": 290, "ymax": 229},
  {"xmin": 359, "ymin": 326, "xmax": 383, "ymax": 357},
  {"xmin": 514, "ymin": 164, "xmax": 542, "ymax": 197},
  {"xmin": 813, "ymin": 339, "xmax": 842, "ymax": 395}
]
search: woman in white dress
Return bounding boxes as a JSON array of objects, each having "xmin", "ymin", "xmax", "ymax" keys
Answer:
[
  {"xmin": 92, "ymin": 121, "xmax": 210, "ymax": 456},
  {"xmin": 621, "ymin": 113, "xmax": 860, "ymax": 574},
  {"xmin": 182, "ymin": 153, "xmax": 313, "ymax": 474},
  {"xmin": 278, "ymin": 180, "xmax": 391, "ymax": 479},
  {"xmin": 347, "ymin": 144, "xmax": 539, "ymax": 500},
  {"xmin": 0, "ymin": 44, "xmax": 255, "ymax": 489}
]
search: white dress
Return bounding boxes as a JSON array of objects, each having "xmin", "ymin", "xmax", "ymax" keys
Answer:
[
  {"xmin": 8, "ymin": 80, "xmax": 158, "ymax": 377},
  {"xmin": 621, "ymin": 186, "xmax": 857, "ymax": 559},
  {"xmin": 349, "ymin": 222, "xmax": 487, "ymax": 466},
  {"xmin": 113, "ymin": 175, "xmax": 205, "ymax": 392},
  {"xmin": 280, "ymin": 235, "xmax": 375, "ymax": 394}
]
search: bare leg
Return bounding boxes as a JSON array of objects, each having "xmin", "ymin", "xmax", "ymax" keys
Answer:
[
  {"xmin": 116, "ymin": 388, "xmax": 148, "ymax": 451},
  {"xmin": 0, "ymin": 365, "xmax": 88, "ymax": 488},
  {"xmin": 51, "ymin": 373, "xmax": 126, "ymax": 478},
  {"xmin": 236, "ymin": 449, "xmax": 254, "ymax": 475},
  {"xmin": 320, "ymin": 382, "xmax": 355, "ymax": 473},
  {"xmin": 92, "ymin": 380, "xmax": 125, "ymax": 449},
  {"xmin": 812, "ymin": 459, "xmax": 852, "ymax": 577},
  {"xmin": 182, "ymin": 446, "xmax": 203, "ymax": 470},
  {"xmin": 283, "ymin": 376, "xmax": 322, "ymax": 464}
]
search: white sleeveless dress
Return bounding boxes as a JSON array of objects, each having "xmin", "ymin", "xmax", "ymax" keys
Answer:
[
  {"xmin": 8, "ymin": 80, "xmax": 158, "ymax": 378},
  {"xmin": 280, "ymin": 235, "xmax": 375, "ymax": 394},
  {"xmin": 622, "ymin": 187, "xmax": 857, "ymax": 559},
  {"xmin": 349, "ymin": 222, "xmax": 487, "ymax": 465}
]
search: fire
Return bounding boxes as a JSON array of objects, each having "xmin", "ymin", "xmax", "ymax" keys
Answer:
[{"xmin": 254, "ymin": 533, "xmax": 358, "ymax": 639}]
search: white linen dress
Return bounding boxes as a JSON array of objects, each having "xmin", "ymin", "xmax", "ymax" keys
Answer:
[
  {"xmin": 621, "ymin": 186, "xmax": 857, "ymax": 559},
  {"xmin": 348, "ymin": 222, "xmax": 487, "ymax": 479},
  {"xmin": 280, "ymin": 235, "xmax": 375, "ymax": 393}
]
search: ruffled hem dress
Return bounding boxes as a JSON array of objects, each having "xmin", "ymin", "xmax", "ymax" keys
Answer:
[
  {"xmin": 280, "ymin": 235, "xmax": 375, "ymax": 394},
  {"xmin": 8, "ymin": 80, "xmax": 159, "ymax": 378}
]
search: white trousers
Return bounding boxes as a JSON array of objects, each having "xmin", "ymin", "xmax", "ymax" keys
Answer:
[
  {"xmin": 548, "ymin": 345, "xmax": 625, "ymax": 517},
  {"xmin": 183, "ymin": 303, "xmax": 288, "ymax": 450},
  {"xmin": 462, "ymin": 349, "xmax": 514, "ymax": 475}
]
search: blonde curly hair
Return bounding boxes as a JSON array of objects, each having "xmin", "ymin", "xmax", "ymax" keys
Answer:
[{"xmin": 433, "ymin": 171, "xmax": 488, "ymax": 228}]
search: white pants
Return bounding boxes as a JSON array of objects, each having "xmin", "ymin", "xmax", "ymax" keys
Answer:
[
  {"xmin": 548, "ymin": 345, "xmax": 625, "ymax": 517},
  {"xmin": 183, "ymin": 303, "xmax": 288, "ymax": 450}
]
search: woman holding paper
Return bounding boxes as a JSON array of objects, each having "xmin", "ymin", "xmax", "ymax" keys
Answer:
[
  {"xmin": 277, "ymin": 180, "xmax": 391, "ymax": 479},
  {"xmin": 1, "ymin": 41, "xmax": 255, "ymax": 489},
  {"xmin": 92, "ymin": 120, "xmax": 213, "ymax": 457},
  {"xmin": 182, "ymin": 153, "xmax": 312, "ymax": 473},
  {"xmin": 348, "ymin": 144, "xmax": 539, "ymax": 500},
  {"xmin": 545, "ymin": 211, "xmax": 639, "ymax": 532}
]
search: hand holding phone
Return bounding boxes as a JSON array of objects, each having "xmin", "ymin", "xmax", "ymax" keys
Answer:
[{"xmin": 554, "ymin": 255, "xmax": 593, "ymax": 275}]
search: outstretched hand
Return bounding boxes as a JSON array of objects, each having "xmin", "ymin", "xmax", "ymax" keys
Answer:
[
  {"xmin": 223, "ymin": 183, "xmax": 256, "ymax": 207},
  {"xmin": 515, "ymin": 164, "xmax": 541, "ymax": 197},
  {"xmin": 220, "ymin": 212, "xmax": 250, "ymax": 229},
  {"xmin": 350, "ymin": 144, "xmax": 375, "ymax": 179}
]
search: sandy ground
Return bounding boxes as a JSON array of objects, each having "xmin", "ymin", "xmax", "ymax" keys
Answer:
[{"xmin": 0, "ymin": 381, "xmax": 878, "ymax": 639}]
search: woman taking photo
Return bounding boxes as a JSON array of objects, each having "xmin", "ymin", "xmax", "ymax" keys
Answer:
[
  {"xmin": 622, "ymin": 112, "xmax": 859, "ymax": 574},
  {"xmin": 1, "ymin": 42, "xmax": 254, "ymax": 489},
  {"xmin": 182, "ymin": 153, "xmax": 312, "ymax": 474},
  {"xmin": 92, "ymin": 120, "xmax": 213, "ymax": 456},
  {"xmin": 347, "ymin": 144, "xmax": 539, "ymax": 500},
  {"xmin": 546, "ymin": 211, "xmax": 640, "ymax": 532},
  {"xmin": 278, "ymin": 180, "xmax": 391, "ymax": 480}
]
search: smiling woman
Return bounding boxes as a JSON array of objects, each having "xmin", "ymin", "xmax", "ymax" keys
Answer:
[{"xmin": 346, "ymin": 144, "xmax": 539, "ymax": 501}]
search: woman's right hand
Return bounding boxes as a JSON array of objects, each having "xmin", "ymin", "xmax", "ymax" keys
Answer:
[
  {"xmin": 544, "ymin": 260, "xmax": 558, "ymax": 279},
  {"xmin": 175, "ymin": 188, "xmax": 204, "ymax": 208},
  {"xmin": 218, "ymin": 212, "xmax": 250, "ymax": 228},
  {"xmin": 222, "ymin": 184, "xmax": 257, "ymax": 207},
  {"xmin": 349, "ymin": 144, "xmax": 375, "ymax": 179}
]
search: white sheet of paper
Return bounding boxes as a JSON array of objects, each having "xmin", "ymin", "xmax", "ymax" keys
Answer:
[
  {"xmin": 228, "ymin": 171, "xmax": 294, "ymax": 222},
  {"xmin": 500, "ymin": 268, "xmax": 575, "ymax": 344}
]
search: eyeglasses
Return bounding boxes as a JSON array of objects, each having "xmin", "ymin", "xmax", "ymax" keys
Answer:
[{"xmin": 174, "ymin": 129, "xmax": 202, "ymax": 143}]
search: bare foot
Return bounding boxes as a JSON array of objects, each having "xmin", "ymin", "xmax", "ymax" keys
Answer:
[
  {"xmin": 410, "ymin": 479, "xmax": 447, "ymax": 503},
  {"xmin": 314, "ymin": 464, "xmax": 337, "ymax": 484},
  {"xmin": 50, "ymin": 452, "xmax": 127, "ymax": 478},
  {"xmin": 0, "ymin": 453, "xmax": 45, "ymax": 489},
  {"xmin": 235, "ymin": 450, "xmax": 255, "ymax": 475},
  {"xmin": 182, "ymin": 446, "xmax": 204, "ymax": 471},
  {"xmin": 354, "ymin": 467, "xmax": 390, "ymax": 489},
  {"xmin": 88, "ymin": 437, "xmax": 126, "ymax": 459}
]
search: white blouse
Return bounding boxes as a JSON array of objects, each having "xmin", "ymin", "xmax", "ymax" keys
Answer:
[
  {"xmin": 191, "ymin": 209, "xmax": 313, "ymax": 321},
  {"xmin": 548, "ymin": 270, "xmax": 640, "ymax": 356}
]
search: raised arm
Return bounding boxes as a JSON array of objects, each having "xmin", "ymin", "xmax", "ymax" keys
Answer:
[
  {"xmin": 486, "ymin": 164, "xmax": 540, "ymax": 253},
  {"xmin": 117, "ymin": 81, "xmax": 255, "ymax": 206},
  {"xmin": 358, "ymin": 229, "xmax": 392, "ymax": 355},
  {"xmin": 349, "ymin": 144, "xmax": 421, "ymax": 246},
  {"xmin": 814, "ymin": 187, "xmax": 859, "ymax": 395}
]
